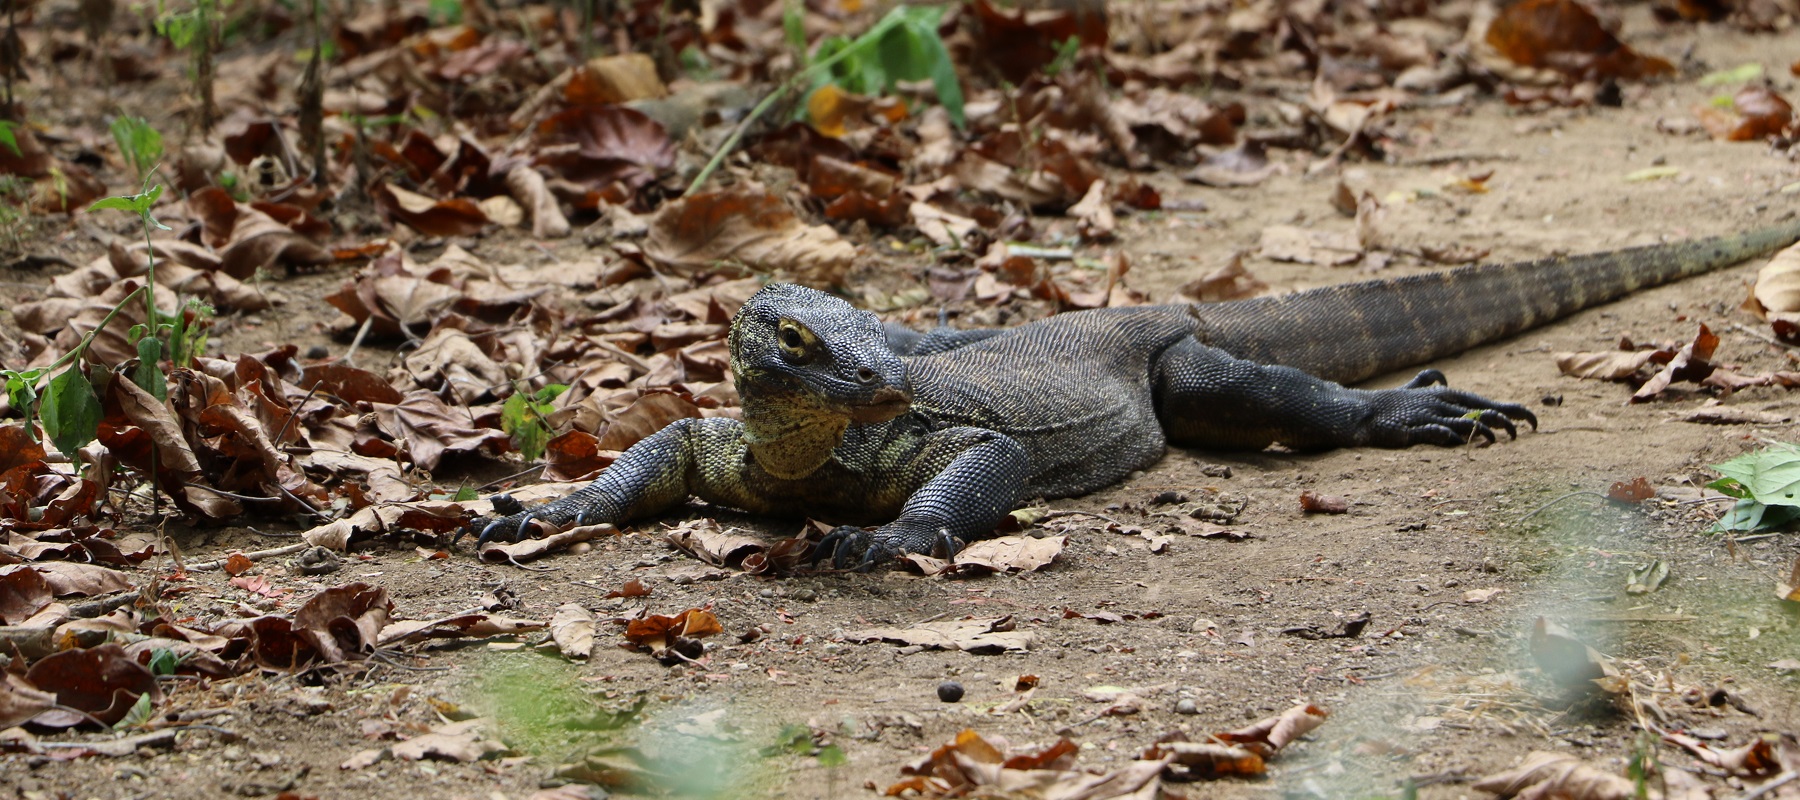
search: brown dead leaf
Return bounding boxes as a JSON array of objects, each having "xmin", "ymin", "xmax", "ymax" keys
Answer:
[
  {"xmin": 30, "ymin": 563, "xmax": 133, "ymax": 597},
  {"xmin": 550, "ymin": 603, "xmax": 596, "ymax": 661},
  {"xmin": 893, "ymin": 728, "xmax": 1164, "ymax": 800},
  {"xmin": 1180, "ymin": 254, "xmax": 1267, "ymax": 303},
  {"xmin": 1185, "ymin": 141, "xmax": 1281, "ymax": 187},
  {"xmin": 1217, "ymin": 704, "xmax": 1330, "ymax": 756},
  {"xmin": 967, "ymin": 0, "xmax": 1108, "ymax": 85},
  {"xmin": 0, "ymin": 565, "xmax": 54, "ymax": 625},
  {"xmin": 392, "ymin": 719, "xmax": 508, "ymax": 762},
  {"xmin": 605, "ymin": 579, "xmax": 651, "ymax": 599},
  {"xmin": 1530, "ymin": 617, "xmax": 1620, "ymax": 691},
  {"xmin": 0, "ymin": 673, "xmax": 59, "ymax": 729},
  {"xmin": 1485, "ymin": 0, "xmax": 1675, "ymax": 82},
  {"xmin": 643, "ymin": 190, "xmax": 856, "ymax": 286},
  {"xmin": 623, "ymin": 607, "xmax": 721, "ymax": 665},
  {"xmin": 1632, "ymin": 324, "xmax": 1719, "ymax": 402},
  {"xmin": 1555, "ymin": 348, "xmax": 1664, "ymax": 381},
  {"xmin": 533, "ymin": 105, "xmax": 673, "ymax": 193},
  {"xmin": 595, "ymin": 392, "xmax": 702, "ymax": 451},
  {"xmin": 1473, "ymin": 751, "xmax": 1641, "ymax": 800},
  {"xmin": 1606, "ymin": 477, "xmax": 1654, "ymax": 503},
  {"xmin": 1299, "ymin": 491, "xmax": 1349, "ymax": 514},
  {"xmin": 372, "ymin": 183, "xmax": 488, "ymax": 238},
  {"xmin": 24, "ymin": 643, "xmax": 160, "ymax": 727},
  {"xmin": 1725, "ymin": 84, "xmax": 1794, "ymax": 141},
  {"xmin": 847, "ymin": 616, "xmax": 1032, "ymax": 654},
  {"xmin": 952, "ymin": 535, "xmax": 1067, "ymax": 573},
  {"xmin": 1747, "ymin": 240, "xmax": 1800, "ymax": 327},
  {"xmin": 1068, "ymin": 179, "xmax": 1116, "ymax": 242},
  {"xmin": 1259, "ymin": 226, "xmax": 1362, "ymax": 266},
  {"xmin": 478, "ymin": 523, "xmax": 616, "ymax": 564},
  {"xmin": 664, "ymin": 519, "xmax": 767, "ymax": 567}
]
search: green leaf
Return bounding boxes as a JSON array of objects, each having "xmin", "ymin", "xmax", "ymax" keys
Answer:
[
  {"xmin": 877, "ymin": 23, "xmax": 931, "ymax": 82},
  {"xmin": 533, "ymin": 384, "xmax": 570, "ymax": 404},
  {"xmin": 0, "ymin": 120, "xmax": 20, "ymax": 158},
  {"xmin": 40, "ymin": 366, "xmax": 100, "ymax": 465},
  {"xmin": 89, "ymin": 196, "xmax": 140, "ymax": 213},
  {"xmin": 1705, "ymin": 476, "xmax": 1750, "ymax": 499},
  {"xmin": 1698, "ymin": 63, "xmax": 1762, "ymax": 87},
  {"xmin": 1712, "ymin": 442, "xmax": 1800, "ymax": 507},
  {"xmin": 1710, "ymin": 498, "xmax": 1800, "ymax": 534},
  {"xmin": 501, "ymin": 392, "xmax": 548, "ymax": 462},
  {"xmin": 146, "ymin": 647, "xmax": 182, "ymax": 676},
  {"xmin": 114, "ymin": 692, "xmax": 155, "ymax": 731},
  {"xmin": 783, "ymin": 0, "xmax": 807, "ymax": 64},
  {"xmin": 454, "ymin": 486, "xmax": 479, "ymax": 502},
  {"xmin": 816, "ymin": 744, "xmax": 846, "ymax": 767},
  {"xmin": 902, "ymin": 14, "xmax": 963, "ymax": 127},
  {"xmin": 135, "ymin": 338, "xmax": 167, "ymax": 402}
]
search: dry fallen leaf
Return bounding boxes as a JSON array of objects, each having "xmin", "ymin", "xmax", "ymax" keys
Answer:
[
  {"xmin": 847, "ymin": 616, "xmax": 1033, "ymax": 654},
  {"xmin": 643, "ymin": 190, "xmax": 856, "ymax": 287},
  {"xmin": 1472, "ymin": 751, "xmax": 1641, "ymax": 800},
  {"xmin": 550, "ymin": 603, "xmax": 596, "ymax": 661}
]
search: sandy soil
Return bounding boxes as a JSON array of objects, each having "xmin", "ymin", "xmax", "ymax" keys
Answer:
[{"xmin": 5, "ymin": 9, "xmax": 1800, "ymax": 800}]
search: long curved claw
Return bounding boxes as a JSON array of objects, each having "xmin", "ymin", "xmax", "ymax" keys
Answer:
[
  {"xmin": 1402, "ymin": 369, "xmax": 1448, "ymax": 390},
  {"xmin": 811, "ymin": 526, "xmax": 859, "ymax": 570},
  {"xmin": 513, "ymin": 513, "xmax": 538, "ymax": 542},
  {"xmin": 933, "ymin": 530, "xmax": 963, "ymax": 560},
  {"xmin": 476, "ymin": 518, "xmax": 508, "ymax": 546}
]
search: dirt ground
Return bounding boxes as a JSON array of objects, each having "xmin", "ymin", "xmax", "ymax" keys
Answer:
[{"xmin": 6, "ymin": 7, "xmax": 1800, "ymax": 800}]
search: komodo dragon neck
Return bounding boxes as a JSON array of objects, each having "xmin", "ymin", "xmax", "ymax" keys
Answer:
[{"xmin": 739, "ymin": 391, "xmax": 851, "ymax": 479}]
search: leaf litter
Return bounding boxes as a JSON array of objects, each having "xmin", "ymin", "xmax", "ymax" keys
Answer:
[{"xmin": 2, "ymin": 0, "xmax": 1800, "ymax": 795}]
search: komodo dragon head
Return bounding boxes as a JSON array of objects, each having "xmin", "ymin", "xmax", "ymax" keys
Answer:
[{"xmin": 728, "ymin": 284, "xmax": 911, "ymax": 477}]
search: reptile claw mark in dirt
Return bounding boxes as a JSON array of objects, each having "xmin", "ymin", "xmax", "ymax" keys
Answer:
[{"xmin": 471, "ymin": 219, "xmax": 1800, "ymax": 569}]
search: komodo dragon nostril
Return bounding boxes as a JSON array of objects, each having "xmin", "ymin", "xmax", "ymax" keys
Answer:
[{"xmin": 857, "ymin": 367, "xmax": 877, "ymax": 384}]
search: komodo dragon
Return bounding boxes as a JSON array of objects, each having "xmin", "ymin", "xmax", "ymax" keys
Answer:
[{"xmin": 471, "ymin": 219, "xmax": 1800, "ymax": 568}]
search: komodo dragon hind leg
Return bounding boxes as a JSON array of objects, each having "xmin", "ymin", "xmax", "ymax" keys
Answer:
[{"xmin": 1152, "ymin": 338, "xmax": 1537, "ymax": 451}]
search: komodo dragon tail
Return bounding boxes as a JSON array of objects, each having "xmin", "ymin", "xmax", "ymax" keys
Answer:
[{"xmin": 1193, "ymin": 218, "xmax": 1800, "ymax": 386}]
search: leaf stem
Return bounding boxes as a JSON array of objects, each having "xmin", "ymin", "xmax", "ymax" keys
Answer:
[{"xmin": 683, "ymin": 11, "xmax": 905, "ymax": 196}]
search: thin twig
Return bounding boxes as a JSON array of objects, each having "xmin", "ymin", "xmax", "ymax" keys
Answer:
[
  {"xmin": 1518, "ymin": 491, "xmax": 1608, "ymax": 522},
  {"xmin": 478, "ymin": 463, "xmax": 547, "ymax": 491},
  {"xmin": 1740, "ymin": 772, "xmax": 1799, "ymax": 800},
  {"xmin": 187, "ymin": 543, "xmax": 309, "ymax": 571},
  {"xmin": 340, "ymin": 314, "xmax": 376, "ymax": 366},
  {"xmin": 1731, "ymin": 323, "xmax": 1799, "ymax": 352}
]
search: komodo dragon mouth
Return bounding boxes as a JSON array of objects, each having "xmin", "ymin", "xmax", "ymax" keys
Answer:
[{"xmin": 846, "ymin": 385, "xmax": 912, "ymax": 423}]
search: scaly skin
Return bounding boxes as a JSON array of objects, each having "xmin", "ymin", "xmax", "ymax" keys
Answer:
[{"xmin": 469, "ymin": 219, "xmax": 1800, "ymax": 568}]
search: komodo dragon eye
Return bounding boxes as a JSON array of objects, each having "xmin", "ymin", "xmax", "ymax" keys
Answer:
[{"xmin": 777, "ymin": 322, "xmax": 811, "ymax": 358}]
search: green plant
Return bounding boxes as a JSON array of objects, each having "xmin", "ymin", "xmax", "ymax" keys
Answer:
[
  {"xmin": 801, "ymin": 5, "xmax": 964, "ymax": 127},
  {"xmin": 501, "ymin": 384, "xmax": 569, "ymax": 462},
  {"xmin": 688, "ymin": 5, "xmax": 965, "ymax": 194},
  {"xmin": 0, "ymin": 119, "xmax": 21, "ymax": 157},
  {"xmin": 1708, "ymin": 440, "xmax": 1800, "ymax": 534},
  {"xmin": 109, "ymin": 116, "xmax": 163, "ymax": 184},
  {"xmin": 155, "ymin": 0, "xmax": 224, "ymax": 132}
]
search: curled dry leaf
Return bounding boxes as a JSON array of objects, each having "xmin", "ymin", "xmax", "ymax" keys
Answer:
[
  {"xmin": 1605, "ymin": 477, "xmax": 1654, "ymax": 503},
  {"xmin": 1259, "ymin": 226, "xmax": 1362, "ymax": 267},
  {"xmin": 890, "ymin": 728, "xmax": 1165, "ymax": 799},
  {"xmin": 478, "ymin": 523, "xmax": 616, "ymax": 564},
  {"xmin": 1299, "ymin": 491, "xmax": 1349, "ymax": 514},
  {"xmin": 372, "ymin": 183, "xmax": 489, "ymax": 238},
  {"xmin": 846, "ymin": 616, "xmax": 1033, "ymax": 654},
  {"xmin": 1472, "ymin": 751, "xmax": 1639, "ymax": 800},
  {"xmin": 1529, "ymin": 617, "xmax": 1620, "ymax": 691},
  {"xmin": 1179, "ymin": 254, "xmax": 1267, "ymax": 303},
  {"xmin": 0, "ymin": 673, "xmax": 59, "ymax": 729},
  {"xmin": 622, "ymin": 607, "xmax": 722, "ymax": 665},
  {"xmin": 24, "ymin": 643, "xmax": 160, "ymax": 728},
  {"xmin": 550, "ymin": 602, "xmax": 596, "ymax": 661},
  {"xmin": 1719, "ymin": 85, "xmax": 1795, "ymax": 142},
  {"xmin": 1185, "ymin": 141, "xmax": 1281, "ymax": 187},
  {"xmin": 1483, "ymin": 0, "xmax": 1674, "ymax": 82},
  {"xmin": 1747, "ymin": 240, "xmax": 1800, "ymax": 327},
  {"xmin": 949, "ymin": 534, "xmax": 1067, "ymax": 574},
  {"xmin": 643, "ymin": 190, "xmax": 856, "ymax": 287}
]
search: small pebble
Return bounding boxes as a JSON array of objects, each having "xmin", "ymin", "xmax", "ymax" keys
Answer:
[
  {"xmin": 303, "ymin": 345, "xmax": 329, "ymax": 360},
  {"xmin": 937, "ymin": 681, "xmax": 964, "ymax": 703},
  {"xmin": 1175, "ymin": 698, "xmax": 1199, "ymax": 715}
]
